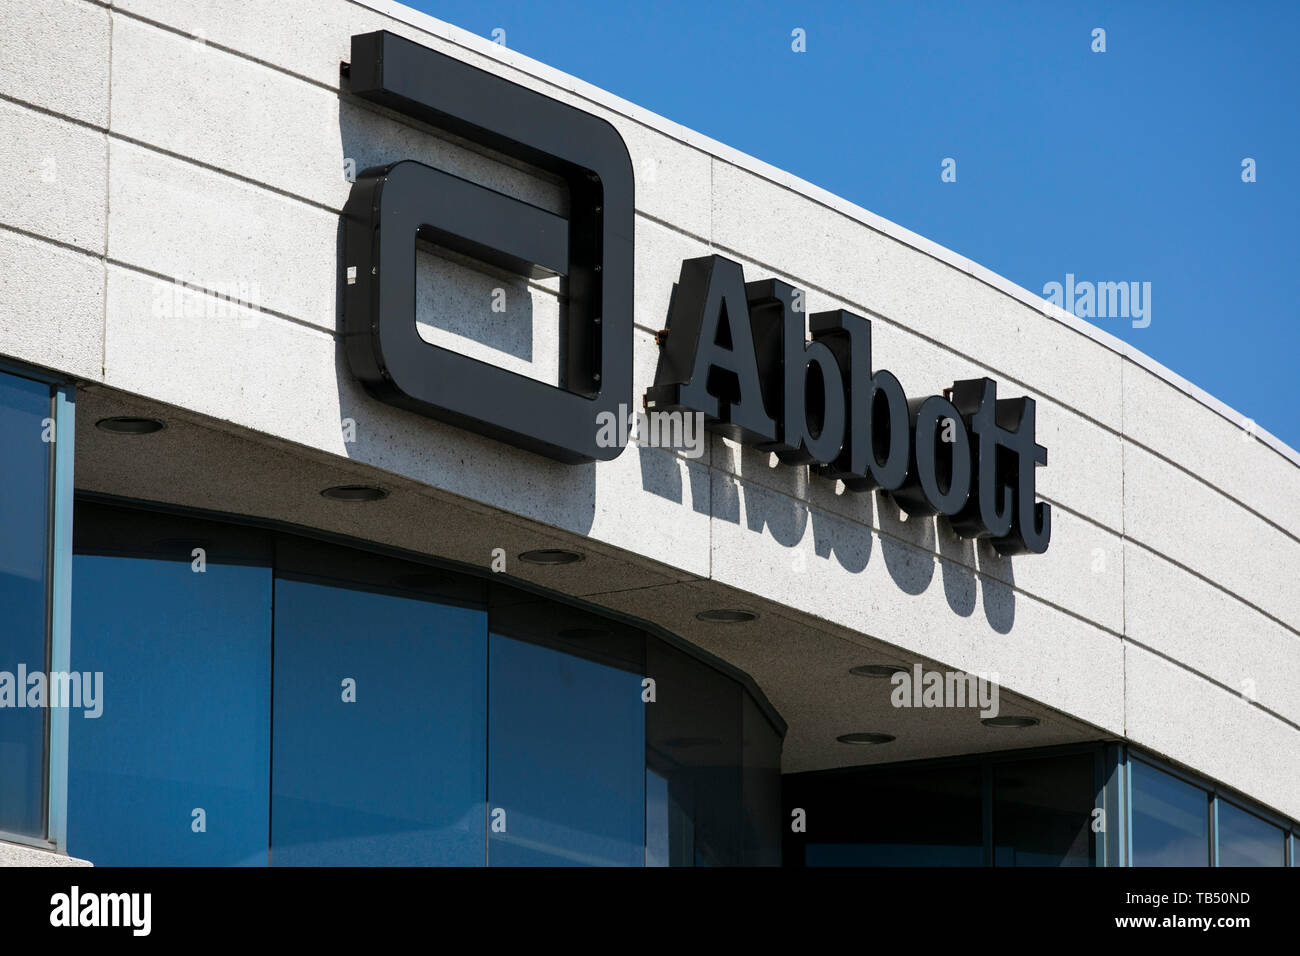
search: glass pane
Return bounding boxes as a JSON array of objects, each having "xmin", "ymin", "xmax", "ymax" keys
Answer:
[
  {"xmin": 789, "ymin": 765, "xmax": 984, "ymax": 866},
  {"xmin": 993, "ymin": 753, "xmax": 1096, "ymax": 866},
  {"xmin": 741, "ymin": 693, "xmax": 782, "ymax": 866},
  {"xmin": 646, "ymin": 639, "xmax": 742, "ymax": 866},
  {"xmin": 68, "ymin": 551, "xmax": 271, "ymax": 865},
  {"xmin": 1217, "ymin": 801, "xmax": 1284, "ymax": 866},
  {"xmin": 645, "ymin": 767, "xmax": 673, "ymax": 867},
  {"xmin": 1130, "ymin": 759, "xmax": 1210, "ymax": 866},
  {"xmin": 271, "ymin": 576, "xmax": 487, "ymax": 865},
  {"xmin": 488, "ymin": 631, "xmax": 645, "ymax": 866},
  {"xmin": 0, "ymin": 372, "xmax": 51, "ymax": 838}
]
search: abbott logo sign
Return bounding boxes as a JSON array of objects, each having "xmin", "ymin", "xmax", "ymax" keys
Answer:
[
  {"xmin": 340, "ymin": 33, "xmax": 1050, "ymax": 554},
  {"xmin": 646, "ymin": 256, "xmax": 1052, "ymax": 554},
  {"xmin": 342, "ymin": 31, "xmax": 634, "ymax": 463}
]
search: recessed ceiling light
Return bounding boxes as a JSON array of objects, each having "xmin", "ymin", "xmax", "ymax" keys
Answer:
[
  {"xmin": 519, "ymin": 548, "xmax": 584, "ymax": 565},
  {"xmin": 320, "ymin": 484, "xmax": 388, "ymax": 502},
  {"xmin": 837, "ymin": 732, "xmax": 895, "ymax": 745},
  {"xmin": 695, "ymin": 608, "xmax": 757, "ymax": 624},
  {"xmin": 981, "ymin": 715, "xmax": 1039, "ymax": 729},
  {"xmin": 96, "ymin": 416, "xmax": 165, "ymax": 435},
  {"xmin": 849, "ymin": 664, "xmax": 909, "ymax": 678}
]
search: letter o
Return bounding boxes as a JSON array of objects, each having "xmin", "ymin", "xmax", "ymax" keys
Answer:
[
  {"xmin": 895, "ymin": 396, "xmax": 972, "ymax": 516},
  {"xmin": 868, "ymin": 369, "xmax": 910, "ymax": 490}
]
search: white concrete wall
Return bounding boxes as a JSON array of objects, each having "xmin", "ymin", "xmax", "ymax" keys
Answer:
[{"xmin": 1, "ymin": 0, "xmax": 1297, "ymax": 820}]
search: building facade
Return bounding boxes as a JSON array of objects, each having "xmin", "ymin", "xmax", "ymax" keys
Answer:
[{"xmin": 1, "ymin": 0, "xmax": 1297, "ymax": 867}]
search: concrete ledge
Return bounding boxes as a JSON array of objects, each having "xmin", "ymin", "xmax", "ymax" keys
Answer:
[{"xmin": 0, "ymin": 840, "xmax": 92, "ymax": 867}]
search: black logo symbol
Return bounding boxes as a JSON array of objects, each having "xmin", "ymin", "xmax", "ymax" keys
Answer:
[{"xmin": 343, "ymin": 31, "xmax": 634, "ymax": 463}]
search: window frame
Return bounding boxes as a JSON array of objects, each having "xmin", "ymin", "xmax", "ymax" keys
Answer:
[
  {"xmin": 66, "ymin": 492, "xmax": 785, "ymax": 866},
  {"xmin": 1124, "ymin": 748, "xmax": 1294, "ymax": 867},
  {"xmin": 0, "ymin": 361, "xmax": 74, "ymax": 852},
  {"xmin": 783, "ymin": 741, "xmax": 1110, "ymax": 867}
]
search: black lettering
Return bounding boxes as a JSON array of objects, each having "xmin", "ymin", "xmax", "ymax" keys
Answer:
[
  {"xmin": 746, "ymin": 281, "xmax": 845, "ymax": 464},
  {"xmin": 645, "ymin": 256, "xmax": 777, "ymax": 444}
]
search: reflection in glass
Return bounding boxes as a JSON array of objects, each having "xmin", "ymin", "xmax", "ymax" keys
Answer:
[
  {"xmin": 646, "ymin": 640, "xmax": 742, "ymax": 866},
  {"xmin": 272, "ymin": 577, "xmax": 487, "ymax": 865},
  {"xmin": 65, "ymin": 502, "xmax": 783, "ymax": 866},
  {"xmin": 0, "ymin": 372, "xmax": 51, "ymax": 838},
  {"xmin": 741, "ymin": 693, "xmax": 782, "ymax": 865},
  {"xmin": 1130, "ymin": 759, "xmax": 1210, "ymax": 866},
  {"xmin": 488, "ymin": 632, "xmax": 645, "ymax": 866},
  {"xmin": 645, "ymin": 767, "xmax": 671, "ymax": 867},
  {"xmin": 68, "ymin": 553, "xmax": 271, "ymax": 865},
  {"xmin": 1217, "ymin": 800, "xmax": 1284, "ymax": 866},
  {"xmin": 993, "ymin": 753, "xmax": 1095, "ymax": 866}
]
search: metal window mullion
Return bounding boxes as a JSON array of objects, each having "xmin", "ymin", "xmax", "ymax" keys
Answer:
[
  {"xmin": 1210, "ymin": 793, "xmax": 1219, "ymax": 867},
  {"xmin": 1122, "ymin": 746, "xmax": 1133, "ymax": 867},
  {"xmin": 45, "ymin": 384, "xmax": 75, "ymax": 851}
]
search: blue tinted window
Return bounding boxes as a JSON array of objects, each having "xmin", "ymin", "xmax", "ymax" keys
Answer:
[
  {"xmin": 66, "ymin": 503, "xmax": 782, "ymax": 867},
  {"xmin": 271, "ymin": 577, "xmax": 487, "ymax": 865},
  {"xmin": 1217, "ymin": 800, "xmax": 1284, "ymax": 866},
  {"xmin": 646, "ymin": 639, "xmax": 743, "ymax": 866},
  {"xmin": 1130, "ymin": 759, "xmax": 1209, "ymax": 866},
  {"xmin": 741, "ymin": 693, "xmax": 782, "ymax": 865},
  {"xmin": 68, "ymin": 553, "xmax": 271, "ymax": 865},
  {"xmin": 0, "ymin": 372, "xmax": 51, "ymax": 838},
  {"xmin": 489, "ymin": 633, "xmax": 645, "ymax": 866},
  {"xmin": 993, "ymin": 753, "xmax": 1095, "ymax": 866},
  {"xmin": 645, "ymin": 767, "xmax": 673, "ymax": 867}
]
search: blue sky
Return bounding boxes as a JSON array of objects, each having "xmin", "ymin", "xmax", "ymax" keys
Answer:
[{"xmin": 405, "ymin": 0, "xmax": 1299, "ymax": 450}]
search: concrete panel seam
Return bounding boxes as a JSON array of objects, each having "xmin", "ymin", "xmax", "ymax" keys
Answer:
[
  {"xmin": 0, "ymin": 222, "xmax": 104, "ymax": 267},
  {"xmin": 101, "ymin": 258, "xmax": 332, "ymax": 339},
  {"xmin": 706, "ymin": 237, "xmax": 1127, "ymax": 436},
  {"xmin": 0, "ymin": 90, "xmax": 107, "ymax": 133},
  {"xmin": 634, "ymin": 208, "xmax": 709, "ymax": 255},
  {"xmin": 1121, "ymin": 415, "xmax": 1300, "ymax": 552},
  {"xmin": 1123, "ymin": 533, "xmax": 1300, "ymax": 642},
  {"xmin": 106, "ymin": 3, "xmax": 341, "ymax": 96},
  {"xmin": 709, "ymin": 456, "xmax": 1122, "ymax": 540},
  {"xmin": 1122, "ymin": 636, "xmax": 1300, "ymax": 736},
  {"xmin": 102, "ymin": 7, "xmax": 113, "ymax": 378},
  {"xmin": 108, "ymin": 130, "xmax": 340, "ymax": 217},
  {"xmin": 707, "ymin": 479, "xmax": 1129, "ymax": 643}
]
